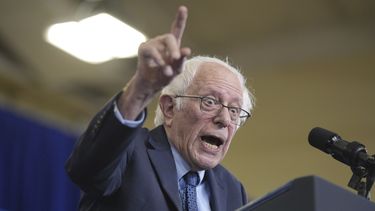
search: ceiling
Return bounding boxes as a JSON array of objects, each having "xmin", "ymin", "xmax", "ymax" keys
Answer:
[{"xmin": 1, "ymin": 0, "xmax": 375, "ymax": 198}]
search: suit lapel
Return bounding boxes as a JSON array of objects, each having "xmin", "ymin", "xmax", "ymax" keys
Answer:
[
  {"xmin": 207, "ymin": 169, "xmax": 227, "ymax": 211},
  {"xmin": 147, "ymin": 126, "xmax": 182, "ymax": 211},
  {"xmin": 146, "ymin": 126, "xmax": 230, "ymax": 211}
]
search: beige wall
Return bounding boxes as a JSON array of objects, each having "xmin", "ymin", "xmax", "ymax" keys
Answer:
[{"xmin": 225, "ymin": 53, "xmax": 375, "ymax": 199}]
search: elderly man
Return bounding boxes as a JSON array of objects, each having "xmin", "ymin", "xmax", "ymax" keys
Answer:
[{"xmin": 66, "ymin": 5, "xmax": 254, "ymax": 211}]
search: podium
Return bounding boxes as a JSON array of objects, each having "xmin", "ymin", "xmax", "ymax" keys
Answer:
[{"xmin": 237, "ymin": 175, "xmax": 375, "ymax": 211}]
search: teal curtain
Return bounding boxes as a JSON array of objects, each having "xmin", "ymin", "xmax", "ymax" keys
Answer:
[{"xmin": 0, "ymin": 108, "xmax": 80, "ymax": 211}]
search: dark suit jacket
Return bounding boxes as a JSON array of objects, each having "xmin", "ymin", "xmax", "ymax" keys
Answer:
[{"xmin": 65, "ymin": 96, "xmax": 248, "ymax": 211}]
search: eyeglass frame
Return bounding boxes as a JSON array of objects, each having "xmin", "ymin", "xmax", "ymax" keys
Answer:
[{"xmin": 174, "ymin": 94, "xmax": 251, "ymax": 126}]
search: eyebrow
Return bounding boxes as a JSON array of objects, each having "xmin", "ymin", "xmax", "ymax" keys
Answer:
[{"xmin": 194, "ymin": 86, "xmax": 243, "ymax": 105}]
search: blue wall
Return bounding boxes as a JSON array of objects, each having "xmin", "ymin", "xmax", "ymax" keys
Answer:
[{"xmin": 0, "ymin": 108, "xmax": 80, "ymax": 211}]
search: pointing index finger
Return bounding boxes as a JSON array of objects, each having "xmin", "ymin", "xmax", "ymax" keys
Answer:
[{"xmin": 170, "ymin": 6, "xmax": 188, "ymax": 45}]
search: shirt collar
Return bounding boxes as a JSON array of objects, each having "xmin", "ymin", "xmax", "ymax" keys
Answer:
[{"xmin": 170, "ymin": 145, "xmax": 205, "ymax": 184}]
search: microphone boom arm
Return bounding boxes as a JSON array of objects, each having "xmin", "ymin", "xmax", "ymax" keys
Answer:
[{"xmin": 348, "ymin": 154, "xmax": 375, "ymax": 200}]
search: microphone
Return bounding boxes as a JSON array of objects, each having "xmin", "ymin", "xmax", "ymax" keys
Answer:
[{"xmin": 308, "ymin": 127, "xmax": 373, "ymax": 168}]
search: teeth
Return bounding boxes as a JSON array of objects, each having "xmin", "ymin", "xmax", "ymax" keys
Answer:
[{"xmin": 202, "ymin": 141, "xmax": 219, "ymax": 150}]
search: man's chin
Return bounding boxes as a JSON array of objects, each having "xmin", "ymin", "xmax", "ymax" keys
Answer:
[{"xmin": 193, "ymin": 157, "xmax": 220, "ymax": 170}]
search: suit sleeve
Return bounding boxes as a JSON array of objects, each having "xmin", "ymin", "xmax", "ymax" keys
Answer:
[{"xmin": 65, "ymin": 93, "xmax": 147, "ymax": 196}]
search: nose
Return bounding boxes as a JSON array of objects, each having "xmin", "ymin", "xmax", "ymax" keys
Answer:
[{"xmin": 213, "ymin": 107, "xmax": 231, "ymax": 128}]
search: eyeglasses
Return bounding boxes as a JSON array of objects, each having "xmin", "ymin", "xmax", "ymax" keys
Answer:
[{"xmin": 174, "ymin": 95, "xmax": 251, "ymax": 126}]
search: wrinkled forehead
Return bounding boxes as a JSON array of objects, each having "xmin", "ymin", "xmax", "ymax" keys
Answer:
[
  {"xmin": 187, "ymin": 62, "xmax": 243, "ymax": 101},
  {"xmin": 193, "ymin": 62, "xmax": 238, "ymax": 81}
]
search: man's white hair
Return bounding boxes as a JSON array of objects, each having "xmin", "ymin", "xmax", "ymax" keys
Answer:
[{"xmin": 154, "ymin": 56, "xmax": 255, "ymax": 126}]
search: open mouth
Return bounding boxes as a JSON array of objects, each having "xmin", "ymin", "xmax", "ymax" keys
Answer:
[{"xmin": 200, "ymin": 135, "xmax": 224, "ymax": 149}]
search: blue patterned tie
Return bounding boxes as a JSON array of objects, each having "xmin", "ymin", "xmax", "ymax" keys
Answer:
[{"xmin": 180, "ymin": 171, "xmax": 199, "ymax": 211}]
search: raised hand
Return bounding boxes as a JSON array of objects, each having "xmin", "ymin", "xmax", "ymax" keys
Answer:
[
  {"xmin": 118, "ymin": 6, "xmax": 191, "ymax": 120},
  {"xmin": 135, "ymin": 5, "xmax": 191, "ymax": 92}
]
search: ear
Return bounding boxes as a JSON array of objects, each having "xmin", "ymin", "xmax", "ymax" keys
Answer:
[{"xmin": 159, "ymin": 95, "xmax": 175, "ymax": 127}]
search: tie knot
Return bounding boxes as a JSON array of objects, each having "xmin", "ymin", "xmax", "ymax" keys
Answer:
[{"xmin": 184, "ymin": 171, "xmax": 199, "ymax": 187}]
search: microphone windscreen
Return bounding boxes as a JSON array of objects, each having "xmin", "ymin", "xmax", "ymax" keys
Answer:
[{"xmin": 308, "ymin": 127, "xmax": 338, "ymax": 153}]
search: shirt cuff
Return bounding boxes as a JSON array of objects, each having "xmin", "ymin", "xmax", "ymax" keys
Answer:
[{"xmin": 113, "ymin": 101, "xmax": 145, "ymax": 128}]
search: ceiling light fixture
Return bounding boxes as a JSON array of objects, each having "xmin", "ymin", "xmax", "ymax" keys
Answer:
[{"xmin": 45, "ymin": 13, "xmax": 146, "ymax": 64}]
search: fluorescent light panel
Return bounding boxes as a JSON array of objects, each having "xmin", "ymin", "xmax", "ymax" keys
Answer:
[{"xmin": 45, "ymin": 13, "xmax": 146, "ymax": 64}]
